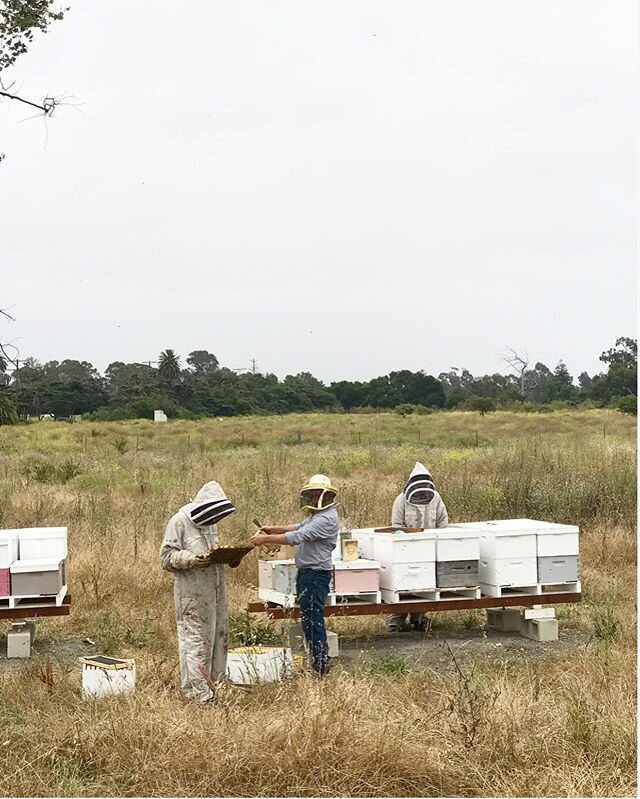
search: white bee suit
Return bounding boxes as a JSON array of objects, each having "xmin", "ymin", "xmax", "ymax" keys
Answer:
[{"xmin": 160, "ymin": 481, "xmax": 236, "ymax": 703}]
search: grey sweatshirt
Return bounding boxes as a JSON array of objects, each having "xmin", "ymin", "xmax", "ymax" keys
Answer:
[{"xmin": 284, "ymin": 505, "xmax": 339, "ymax": 571}]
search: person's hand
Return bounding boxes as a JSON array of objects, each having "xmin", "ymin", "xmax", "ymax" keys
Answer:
[
  {"xmin": 259, "ymin": 526, "xmax": 280, "ymax": 535},
  {"xmin": 250, "ymin": 533, "xmax": 270, "ymax": 546},
  {"xmin": 190, "ymin": 553, "xmax": 211, "ymax": 569}
]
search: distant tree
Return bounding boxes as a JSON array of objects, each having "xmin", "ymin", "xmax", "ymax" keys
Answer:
[
  {"xmin": 466, "ymin": 395, "xmax": 496, "ymax": 416},
  {"xmin": 599, "ymin": 337, "xmax": 637, "ymax": 369},
  {"xmin": 578, "ymin": 371, "xmax": 593, "ymax": 394},
  {"xmin": 591, "ymin": 337, "xmax": 637, "ymax": 405},
  {"xmin": 0, "ymin": 389, "xmax": 17, "ymax": 424},
  {"xmin": 617, "ymin": 396, "xmax": 637, "ymax": 416},
  {"xmin": 523, "ymin": 362, "xmax": 554, "ymax": 404},
  {"xmin": 186, "ymin": 350, "xmax": 219, "ymax": 375},
  {"xmin": 104, "ymin": 362, "xmax": 159, "ymax": 403},
  {"xmin": 549, "ymin": 361, "xmax": 577, "ymax": 402},
  {"xmin": 331, "ymin": 380, "xmax": 368, "ymax": 411},
  {"xmin": 158, "ymin": 349, "xmax": 181, "ymax": 382},
  {"xmin": 501, "ymin": 347, "xmax": 529, "ymax": 396}
]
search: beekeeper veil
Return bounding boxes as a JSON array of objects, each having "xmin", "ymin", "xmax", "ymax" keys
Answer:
[
  {"xmin": 182, "ymin": 481, "xmax": 237, "ymax": 528},
  {"xmin": 404, "ymin": 462, "xmax": 436, "ymax": 506}
]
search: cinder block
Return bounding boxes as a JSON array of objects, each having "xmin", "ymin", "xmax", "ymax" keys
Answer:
[
  {"xmin": 286, "ymin": 623, "xmax": 339, "ymax": 658},
  {"xmin": 486, "ymin": 607, "xmax": 522, "ymax": 632},
  {"xmin": 7, "ymin": 630, "xmax": 31, "ymax": 658},
  {"xmin": 285, "ymin": 621, "xmax": 306, "ymax": 652},
  {"xmin": 520, "ymin": 617, "xmax": 559, "ymax": 642},
  {"xmin": 523, "ymin": 607, "xmax": 555, "ymax": 620}
]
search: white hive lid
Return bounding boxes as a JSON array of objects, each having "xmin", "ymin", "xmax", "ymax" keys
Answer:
[
  {"xmin": 17, "ymin": 527, "xmax": 67, "ymax": 541},
  {"xmin": 10, "ymin": 558, "xmax": 64, "ymax": 573},
  {"xmin": 333, "ymin": 559, "xmax": 380, "ymax": 570},
  {"xmin": 0, "ymin": 530, "xmax": 19, "ymax": 541}
]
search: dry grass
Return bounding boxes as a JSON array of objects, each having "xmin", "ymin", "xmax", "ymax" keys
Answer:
[{"xmin": 0, "ymin": 410, "xmax": 635, "ymax": 797}]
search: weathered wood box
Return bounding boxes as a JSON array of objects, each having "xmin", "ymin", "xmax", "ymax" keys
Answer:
[
  {"xmin": 10, "ymin": 559, "xmax": 66, "ymax": 596},
  {"xmin": 436, "ymin": 560, "xmax": 479, "ymax": 588}
]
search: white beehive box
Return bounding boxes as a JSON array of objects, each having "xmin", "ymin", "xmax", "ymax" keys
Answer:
[
  {"xmin": 378, "ymin": 561, "xmax": 436, "ymax": 591},
  {"xmin": 532, "ymin": 520, "xmax": 580, "ymax": 557},
  {"xmin": 372, "ymin": 530, "xmax": 436, "ymax": 564},
  {"xmin": 456, "ymin": 520, "xmax": 537, "ymax": 587},
  {"xmin": 258, "ymin": 559, "xmax": 295, "ymax": 591},
  {"xmin": 18, "ymin": 528, "xmax": 67, "ymax": 561},
  {"xmin": 226, "ymin": 646, "xmax": 293, "ymax": 684},
  {"xmin": 81, "ymin": 656, "xmax": 136, "ymax": 699},
  {"xmin": 0, "ymin": 530, "xmax": 19, "ymax": 569},
  {"xmin": 272, "ymin": 562, "xmax": 298, "ymax": 595},
  {"xmin": 436, "ymin": 526, "xmax": 480, "ymax": 561},
  {"xmin": 479, "ymin": 557, "xmax": 538, "ymax": 586}
]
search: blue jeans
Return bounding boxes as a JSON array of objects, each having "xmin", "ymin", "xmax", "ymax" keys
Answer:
[{"xmin": 296, "ymin": 568, "xmax": 332, "ymax": 675}]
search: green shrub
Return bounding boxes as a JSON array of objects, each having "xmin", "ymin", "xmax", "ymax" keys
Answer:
[
  {"xmin": 592, "ymin": 605, "xmax": 619, "ymax": 644},
  {"xmin": 616, "ymin": 396, "xmax": 637, "ymax": 416},
  {"xmin": 229, "ymin": 612, "xmax": 284, "ymax": 647},
  {"xmin": 369, "ymin": 653, "xmax": 409, "ymax": 675},
  {"xmin": 24, "ymin": 458, "xmax": 81, "ymax": 484}
]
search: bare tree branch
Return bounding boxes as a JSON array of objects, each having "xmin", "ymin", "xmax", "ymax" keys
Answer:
[
  {"xmin": 501, "ymin": 346, "xmax": 529, "ymax": 395},
  {"xmin": 0, "ymin": 87, "xmax": 56, "ymax": 114}
]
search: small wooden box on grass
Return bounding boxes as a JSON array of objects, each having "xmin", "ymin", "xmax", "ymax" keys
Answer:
[
  {"xmin": 80, "ymin": 656, "xmax": 136, "ymax": 699},
  {"xmin": 226, "ymin": 646, "xmax": 294, "ymax": 684}
]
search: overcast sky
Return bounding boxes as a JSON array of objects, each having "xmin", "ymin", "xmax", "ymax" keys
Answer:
[{"xmin": 1, "ymin": 0, "xmax": 636, "ymax": 382}]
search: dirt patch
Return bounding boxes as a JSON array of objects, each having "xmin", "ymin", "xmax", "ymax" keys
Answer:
[
  {"xmin": 0, "ymin": 634, "xmax": 92, "ymax": 672},
  {"xmin": 338, "ymin": 625, "xmax": 591, "ymax": 673}
]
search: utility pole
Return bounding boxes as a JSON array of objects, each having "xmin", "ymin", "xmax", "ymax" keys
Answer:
[{"xmin": 251, "ymin": 358, "xmax": 258, "ymax": 375}]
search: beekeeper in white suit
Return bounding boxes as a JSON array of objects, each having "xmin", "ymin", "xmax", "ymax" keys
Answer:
[
  {"xmin": 160, "ymin": 480, "xmax": 240, "ymax": 703},
  {"xmin": 388, "ymin": 462, "xmax": 448, "ymax": 633}
]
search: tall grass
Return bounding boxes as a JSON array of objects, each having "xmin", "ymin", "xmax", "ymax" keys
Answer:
[{"xmin": 0, "ymin": 410, "xmax": 635, "ymax": 797}]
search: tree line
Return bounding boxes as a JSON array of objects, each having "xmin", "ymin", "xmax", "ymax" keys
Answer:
[{"xmin": 0, "ymin": 338, "xmax": 636, "ymax": 424}]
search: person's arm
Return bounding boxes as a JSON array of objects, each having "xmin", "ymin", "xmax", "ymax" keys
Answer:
[
  {"xmin": 436, "ymin": 496, "xmax": 449, "ymax": 528},
  {"xmin": 391, "ymin": 495, "xmax": 405, "ymax": 527},
  {"xmin": 160, "ymin": 517, "xmax": 209, "ymax": 571},
  {"xmin": 250, "ymin": 524, "xmax": 298, "ymax": 547},
  {"xmin": 284, "ymin": 513, "xmax": 335, "ymax": 545}
]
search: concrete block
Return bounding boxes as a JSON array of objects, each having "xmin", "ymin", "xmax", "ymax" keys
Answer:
[
  {"xmin": 520, "ymin": 617, "xmax": 559, "ymax": 642},
  {"xmin": 285, "ymin": 621, "xmax": 306, "ymax": 652},
  {"xmin": 7, "ymin": 630, "xmax": 31, "ymax": 658},
  {"xmin": 326, "ymin": 630, "xmax": 339, "ymax": 658},
  {"xmin": 486, "ymin": 607, "xmax": 522, "ymax": 632},
  {"xmin": 523, "ymin": 607, "xmax": 555, "ymax": 620}
]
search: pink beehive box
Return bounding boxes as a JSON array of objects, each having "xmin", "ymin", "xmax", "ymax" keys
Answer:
[
  {"xmin": 0, "ymin": 567, "xmax": 10, "ymax": 597},
  {"xmin": 333, "ymin": 560, "xmax": 379, "ymax": 594}
]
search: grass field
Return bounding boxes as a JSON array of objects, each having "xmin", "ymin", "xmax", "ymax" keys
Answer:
[{"xmin": 0, "ymin": 409, "xmax": 636, "ymax": 797}]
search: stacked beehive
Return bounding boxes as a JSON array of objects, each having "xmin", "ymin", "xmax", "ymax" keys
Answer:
[
  {"xmin": 434, "ymin": 526, "xmax": 480, "ymax": 588},
  {"xmin": 455, "ymin": 519, "xmax": 580, "ymax": 596},
  {"xmin": 350, "ymin": 528, "xmax": 436, "ymax": 601},
  {"xmin": 257, "ymin": 537, "xmax": 381, "ymax": 604},
  {"xmin": 0, "ymin": 527, "xmax": 68, "ymax": 605}
]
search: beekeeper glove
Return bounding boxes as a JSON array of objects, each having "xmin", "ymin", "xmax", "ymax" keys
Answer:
[{"xmin": 189, "ymin": 553, "xmax": 211, "ymax": 569}]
